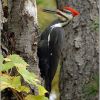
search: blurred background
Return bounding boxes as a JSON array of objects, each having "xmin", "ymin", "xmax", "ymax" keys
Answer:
[{"xmin": 36, "ymin": 0, "xmax": 56, "ymax": 32}]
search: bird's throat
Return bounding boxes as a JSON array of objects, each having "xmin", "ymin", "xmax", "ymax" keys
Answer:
[
  {"xmin": 60, "ymin": 20, "xmax": 70, "ymax": 27},
  {"xmin": 51, "ymin": 20, "xmax": 70, "ymax": 29}
]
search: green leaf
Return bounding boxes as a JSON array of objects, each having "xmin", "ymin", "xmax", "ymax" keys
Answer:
[
  {"xmin": 0, "ymin": 54, "xmax": 49, "ymax": 98},
  {"xmin": 0, "ymin": 73, "xmax": 30, "ymax": 93},
  {"xmin": 4, "ymin": 58, "xmax": 11, "ymax": 62},
  {"xmin": 0, "ymin": 55, "xmax": 4, "ymax": 70},
  {"xmin": 25, "ymin": 95, "xmax": 48, "ymax": 100},
  {"xmin": 17, "ymin": 67, "xmax": 40, "ymax": 86},
  {"xmin": 16, "ymin": 86, "xmax": 30, "ymax": 93},
  {"xmin": 0, "ymin": 74, "xmax": 20, "ymax": 91},
  {"xmin": 5, "ymin": 54, "xmax": 29, "ymax": 68},
  {"xmin": 1, "ymin": 62, "xmax": 14, "ymax": 71},
  {"xmin": 0, "ymin": 55, "xmax": 4, "ymax": 64},
  {"xmin": 38, "ymin": 85, "xmax": 48, "ymax": 95}
]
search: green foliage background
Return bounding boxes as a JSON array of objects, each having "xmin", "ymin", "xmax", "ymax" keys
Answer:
[{"xmin": 36, "ymin": 0, "xmax": 56, "ymax": 32}]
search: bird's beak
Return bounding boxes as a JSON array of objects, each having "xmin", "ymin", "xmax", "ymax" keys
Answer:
[
  {"xmin": 43, "ymin": 9, "xmax": 73, "ymax": 20},
  {"xmin": 43, "ymin": 9, "xmax": 57, "ymax": 14},
  {"xmin": 56, "ymin": 9, "xmax": 73, "ymax": 20}
]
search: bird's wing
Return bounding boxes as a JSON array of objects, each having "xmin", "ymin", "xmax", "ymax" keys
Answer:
[{"xmin": 49, "ymin": 27, "xmax": 65, "ymax": 81}]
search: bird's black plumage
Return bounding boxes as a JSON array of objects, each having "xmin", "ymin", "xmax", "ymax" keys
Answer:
[{"xmin": 37, "ymin": 20, "xmax": 65, "ymax": 96}]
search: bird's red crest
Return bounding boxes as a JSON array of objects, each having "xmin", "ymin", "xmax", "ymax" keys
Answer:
[{"xmin": 64, "ymin": 6, "xmax": 80, "ymax": 16}]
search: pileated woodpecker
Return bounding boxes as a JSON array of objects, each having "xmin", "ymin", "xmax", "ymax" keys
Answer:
[{"xmin": 37, "ymin": 6, "xmax": 79, "ymax": 97}]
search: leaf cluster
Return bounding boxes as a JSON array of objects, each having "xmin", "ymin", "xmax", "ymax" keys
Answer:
[{"xmin": 0, "ymin": 54, "xmax": 48, "ymax": 100}]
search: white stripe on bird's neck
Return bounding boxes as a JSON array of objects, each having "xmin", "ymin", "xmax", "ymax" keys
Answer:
[
  {"xmin": 51, "ymin": 23, "xmax": 62, "ymax": 28},
  {"xmin": 48, "ymin": 23, "xmax": 62, "ymax": 44},
  {"xmin": 51, "ymin": 20, "xmax": 70, "ymax": 28},
  {"xmin": 48, "ymin": 21, "xmax": 70, "ymax": 45}
]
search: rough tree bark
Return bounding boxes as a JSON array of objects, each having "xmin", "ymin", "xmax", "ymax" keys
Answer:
[
  {"xmin": 0, "ymin": 0, "xmax": 3, "ymax": 53},
  {"xmin": 1, "ymin": 0, "xmax": 41, "ymax": 99},
  {"xmin": 60, "ymin": 0, "xmax": 99, "ymax": 100},
  {"xmin": 8, "ymin": 0, "xmax": 39, "ymax": 76}
]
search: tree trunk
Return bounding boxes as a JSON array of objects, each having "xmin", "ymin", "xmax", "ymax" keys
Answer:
[
  {"xmin": 60, "ymin": 0, "xmax": 99, "ymax": 100},
  {"xmin": 1, "ymin": 0, "xmax": 41, "ymax": 99},
  {"xmin": 8, "ymin": 0, "xmax": 39, "ymax": 76},
  {"xmin": 0, "ymin": 0, "xmax": 3, "ymax": 53}
]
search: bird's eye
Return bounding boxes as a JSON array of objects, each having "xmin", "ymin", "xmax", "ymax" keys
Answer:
[
  {"xmin": 63, "ymin": 9, "xmax": 72, "ymax": 14},
  {"xmin": 66, "ymin": 11, "xmax": 72, "ymax": 14}
]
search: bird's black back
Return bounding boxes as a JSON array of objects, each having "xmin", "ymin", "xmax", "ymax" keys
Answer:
[{"xmin": 37, "ymin": 20, "xmax": 65, "ymax": 93}]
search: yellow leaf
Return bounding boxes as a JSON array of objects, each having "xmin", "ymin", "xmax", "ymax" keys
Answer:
[
  {"xmin": 25, "ymin": 95, "xmax": 48, "ymax": 100},
  {"xmin": 38, "ymin": 85, "xmax": 48, "ymax": 95},
  {"xmin": 4, "ymin": 58, "xmax": 11, "ymax": 62},
  {"xmin": 0, "ymin": 73, "xmax": 30, "ymax": 93}
]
